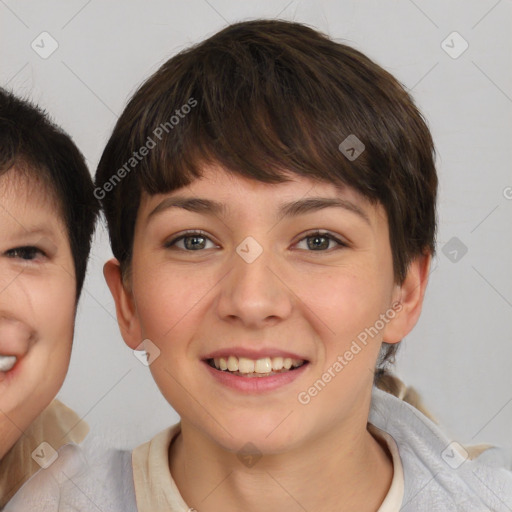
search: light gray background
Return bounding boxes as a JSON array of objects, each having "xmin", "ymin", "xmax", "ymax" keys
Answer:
[{"xmin": 1, "ymin": 0, "xmax": 511, "ymax": 451}]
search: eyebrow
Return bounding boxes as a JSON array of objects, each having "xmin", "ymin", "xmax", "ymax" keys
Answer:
[
  {"xmin": 147, "ymin": 196, "xmax": 371, "ymax": 225},
  {"xmin": 6, "ymin": 226, "xmax": 60, "ymax": 242}
]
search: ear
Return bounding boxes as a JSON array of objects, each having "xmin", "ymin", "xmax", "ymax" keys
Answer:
[
  {"xmin": 103, "ymin": 258, "xmax": 142, "ymax": 350},
  {"xmin": 382, "ymin": 252, "xmax": 432, "ymax": 344}
]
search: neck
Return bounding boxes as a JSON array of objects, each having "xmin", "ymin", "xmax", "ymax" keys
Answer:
[
  {"xmin": 0, "ymin": 420, "xmax": 22, "ymax": 460},
  {"xmin": 169, "ymin": 417, "xmax": 393, "ymax": 512}
]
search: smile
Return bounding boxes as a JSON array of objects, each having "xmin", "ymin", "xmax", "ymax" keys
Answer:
[
  {"xmin": 207, "ymin": 356, "xmax": 306, "ymax": 377},
  {"xmin": 0, "ymin": 355, "xmax": 17, "ymax": 373}
]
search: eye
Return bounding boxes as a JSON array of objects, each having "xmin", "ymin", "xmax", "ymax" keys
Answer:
[
  {"xmin": 5, "ymin": 246, "xmax": 46, "ymax": 261},
  {"xmin": 164, "ymin": 231, "xmax": 218, "ymax": 251},
  {"xmin": 295, "ymin": 231, "xmax": 347, "ymax": 251},
  {"xmin": 163, "ymin": 230, "xmax": 347, "ymax": 252}
]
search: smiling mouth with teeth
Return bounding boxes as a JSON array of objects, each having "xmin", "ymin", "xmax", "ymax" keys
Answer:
[
  {"xmin": 207, "ymin": 356, "xmax": 306, "ymax": 377},
  {"xmin": 0, "ymin": 355, "xmax": 18, "ymax": 373}
]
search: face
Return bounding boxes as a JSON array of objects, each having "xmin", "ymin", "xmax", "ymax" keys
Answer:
[
  {"xmin": 107, "ymin": 164, "xmax": 425, "ymax": 455},
  {"xmin": 0, "ymin": 170, "xmax": 76, "ymax": 459}
]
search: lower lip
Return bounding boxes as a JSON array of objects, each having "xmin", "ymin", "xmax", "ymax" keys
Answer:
[{"xmin": 203, "ymin": 360, "xmax": 309, "ymax": 393}]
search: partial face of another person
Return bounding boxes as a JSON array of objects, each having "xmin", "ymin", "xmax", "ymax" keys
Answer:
[
  {"xmin": 0, "ymin": 170, "xmax": 76, "ymax": 459},
  {"xmin": 106, "ymin": 164, "xmax": 424, "ymax": 455}
]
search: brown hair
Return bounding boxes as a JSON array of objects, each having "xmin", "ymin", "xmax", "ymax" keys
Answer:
[
  {"xmin": 95, "ymin": 19, "xmax": 437, "ymax": 371},
  {"xmin": 0, "ymin": 87, "xmax": 99, "ymax": 300}
]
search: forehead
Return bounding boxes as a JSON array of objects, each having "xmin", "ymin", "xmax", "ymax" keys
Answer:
[
  {"xmin": 139, "ymin": 164, "xmax": 384, "ymax": 224},
  {"xmin": 0, "ymin": 167, "xmax": 64, "ymax": 222}
]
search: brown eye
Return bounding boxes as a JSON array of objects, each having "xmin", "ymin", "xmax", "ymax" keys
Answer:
[{"xmin": 5, "ymin": 246, "xmax": 46, "ymax": 260}]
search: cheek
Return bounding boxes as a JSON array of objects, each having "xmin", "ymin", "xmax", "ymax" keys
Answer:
[
  {"xmin": 0, "ymin": 274, "xmax": 76, "ymax": 422},
  {"xmin": 30, "ymin": 274, "xmax": 76, "ymax": 363},
  {"xmin": 296, "ymin": 265, "xmax": 386, "ymax": 334},
  {"xmin": 133, "ymin": 263, "xmax": 216, "ymax": 340}
]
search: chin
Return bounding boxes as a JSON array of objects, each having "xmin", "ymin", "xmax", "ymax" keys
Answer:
[{"xmin": 204, "ymin": 413, "xmax": 304, "ymax": 456}]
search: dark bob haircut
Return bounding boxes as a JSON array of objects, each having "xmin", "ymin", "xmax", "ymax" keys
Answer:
[
  {"xmin": 0, "ymin": 87, "xmax": 99, "ymax": 300},
  {"xmin": 95, "ymin": 19, "xmax": 438, "ymax": 368}
]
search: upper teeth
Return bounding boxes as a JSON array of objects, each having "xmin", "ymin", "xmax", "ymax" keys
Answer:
[
  {"xmin": 0, "ymin": 355, "xmax": 17, "ymax": 372},
  {"xmin": 212, "ymin": 356, "xmax": 304, "ymax": 374}
]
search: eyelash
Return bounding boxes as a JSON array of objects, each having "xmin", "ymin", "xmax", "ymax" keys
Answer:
[
  {"xmin": 4, "ymin": 246, "xmax": 47, "ymax": 261},
  {"xmin": 165, "ymin": 230, "xmax": 347, "ymax": 252}
]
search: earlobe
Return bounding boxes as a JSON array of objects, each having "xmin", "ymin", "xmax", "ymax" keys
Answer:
[
  {"xmin": 382, "ymin": 252, "xmax": 432, "ymax": 344},
  {"xmin": 103, "ymin": 258, "xmax": 142, "ymax": 350}
]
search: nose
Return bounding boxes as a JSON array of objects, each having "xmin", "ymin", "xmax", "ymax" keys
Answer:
[{"xmin": 215, "ymin": 240, "xmax": 293, "ymax": 329}]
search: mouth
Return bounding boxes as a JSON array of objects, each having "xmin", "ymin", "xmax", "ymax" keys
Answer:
[
  {"xmin": 206, "ymin": 356, "xmax": 307, "ymax": 377},
  {"xmin": 0, "ymin": 355, "xmax": 18, "ymax": 373}
]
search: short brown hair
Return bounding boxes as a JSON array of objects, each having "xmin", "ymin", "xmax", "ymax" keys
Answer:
[
  {"xmin": 0, "ymin": 87, "xmax": 99, "ymax": 300},
  {"xmin": 95, "ymin": 19, "xmax": 437, "ymax": 367}
]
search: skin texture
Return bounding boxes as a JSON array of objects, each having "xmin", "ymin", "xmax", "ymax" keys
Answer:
[
  {"xmin": 105, "ymin": 164, "xmax": 431, "ymax": 512},
  {"xmin": 0, "ymin": 170, "xmax": 76, "ymax": 460}
]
